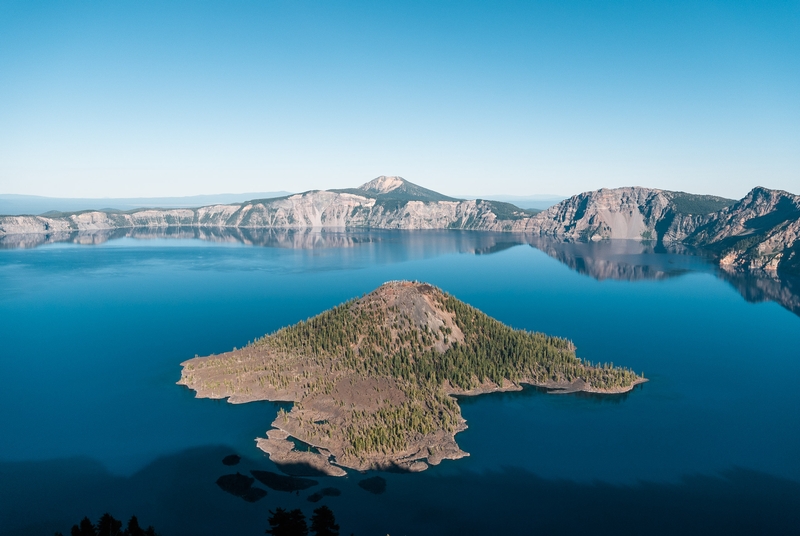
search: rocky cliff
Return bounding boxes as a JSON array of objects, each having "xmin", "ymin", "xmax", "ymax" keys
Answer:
[
  {"xmin": 684, "ymin": 187, "xmax": 800, "ymax": 274},
  {"xmin": 513, "ymin": 187, "xmax": 733, "ymax": 242},
  {"xmin": 0, "ymin": 176, "xmax": 534, "ymax": 237},
  {"xmin": 517, "ymin": 185, "xmax": 799, "ymax": 275},
  {"xmin": 2, "ymin": 177, "xmax": 797, "ymax": 275}
]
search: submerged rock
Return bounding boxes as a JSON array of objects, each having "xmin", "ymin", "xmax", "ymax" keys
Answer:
[
  {"xmin": 222, "ymin": 454, "xmax": 241, "ymax": 466},
  {"xmin": 215, "ymin": 472, "xmax": 267, "ymax": 502},
  {"xmin": 307, "ymin": 487, "xmax": 342, "ymax": 503},
  {"xmin": 358, "ymin": 476, "xmax": 386, "ymax": 495},
  {"xmin": 251, "ymin": 470, "xmax": 319, "ymax": 492}
]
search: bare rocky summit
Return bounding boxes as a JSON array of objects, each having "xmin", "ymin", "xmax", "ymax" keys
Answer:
[{"xmin": 178, "ymin": 281, "xmax": 644, "ymax": 475}]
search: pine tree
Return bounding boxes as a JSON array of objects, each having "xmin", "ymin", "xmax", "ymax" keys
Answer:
[
  {"xmin": 310, "ymin": 505, "xmax": 339, "ymax": 536},
  {"xmin": 266, "ymin": 508, "xmax": 309, "ymax": 536},
  {"xmin": 96, "ymin": 513, "xmax": 122, "ymax": 536}
]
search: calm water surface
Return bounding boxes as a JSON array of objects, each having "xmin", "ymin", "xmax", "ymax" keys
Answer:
[{"xmin": 1, "ymin": 231, "xmax": 798, "ymax": 535}]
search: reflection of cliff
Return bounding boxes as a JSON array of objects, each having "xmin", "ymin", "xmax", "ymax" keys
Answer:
[
  {"xmin": 526, "ymin": 236, "xmax": 800, "ymax": 318},
  {"xmin": 717, "ymin": 269, "xmax": 800, "ymax": 316},
  {"xmin": 5, "ymin": 228, "xmax": 799, "ymax": 319},
  {"xmin": 524, "ymin": 236, "xmax": 710, "ymax": 281},
  {"xmin": 0, "ymin": 227, "xmax": 531, "ymax": 257}
]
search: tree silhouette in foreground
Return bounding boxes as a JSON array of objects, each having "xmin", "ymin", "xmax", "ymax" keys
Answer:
[
  {"xmin": 310, "ymin": 505, "xmax": 339, "ymax": 536},
  {"xmin": 57, "ymin": 513, "xmax": 157, "ymax": 536},
  {"xmin": 266, "ymin": 508, "xmax": 308, "ymax": 536}
]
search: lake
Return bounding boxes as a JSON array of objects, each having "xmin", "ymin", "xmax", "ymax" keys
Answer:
[{"xmin": 1, "ymin": 229, "xmax": 798, "ymax": 535}]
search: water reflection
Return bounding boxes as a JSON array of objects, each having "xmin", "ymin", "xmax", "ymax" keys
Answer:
[
  {"xmin": 0, "ymin": 226, "xmax": 530, "ymax": 253},
  {"xmin": 1, "ymin": 447, "xmax": 797, "ymax": 536},
  {"xmin": 2, "ymin": 227, "xmax": 798, "ymax": 317},
  {"xmin": 524, "ymin": 236, "xmax": 800, "ymax": 317}
]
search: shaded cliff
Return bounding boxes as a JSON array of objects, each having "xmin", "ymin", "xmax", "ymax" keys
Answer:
[
  {"xmin": 519, "ymin": 186, "xmax": 798, "ymax": 276},
  {"xmin": 684, "ymin": 187, "xmax": 800, "ymax": 274}
]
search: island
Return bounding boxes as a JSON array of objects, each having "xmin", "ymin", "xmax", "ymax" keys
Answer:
[{"xmin": 178, "ymin": 281, "xmax": 646, "ymax": 476}]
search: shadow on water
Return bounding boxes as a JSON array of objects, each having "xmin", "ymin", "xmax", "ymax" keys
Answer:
[
  {"xmin": 0, "ymin": 446, "xmax": 798, "ymax": 536},
  {"xmin": 455, "ymin": 382, "xmax": 645, "ymax": 407}
]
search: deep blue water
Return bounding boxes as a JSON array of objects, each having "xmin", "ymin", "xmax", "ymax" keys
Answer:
[{"xmin": 1, "ymin": 231, "xmax": 799, "ymax": 535}]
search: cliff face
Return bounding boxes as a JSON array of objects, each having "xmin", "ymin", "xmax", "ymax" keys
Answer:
[
  {"xmin": 0, "ymin": 177, "xmax": 532, "ymax": 236},
  {"xmin": 514, "ymin": 187, "xmax": 673, "ymax": 239},
  {"xmin": 511, "ymin": 187, "xmax": 731, "ymax": 243},
  {"xmin": 1, "ymin": 177, "xmax": 797, "ymax": 275},
  {"xmin": 684, "ymin": 187, "xmax": 800, "ymax": 274},
  {"xmin": 510, "ymin": 185, "xmax": 799, "ymax": 275}
]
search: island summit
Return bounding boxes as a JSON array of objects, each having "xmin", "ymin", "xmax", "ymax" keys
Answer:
[{"xmin": 178, "ymin": 281, "xmax": 646, "ymax": 475}]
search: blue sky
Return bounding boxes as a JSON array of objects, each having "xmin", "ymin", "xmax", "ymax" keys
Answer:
[{"xmin": 0, "ymin": 1, "xmax": 797, "ymax": 198}]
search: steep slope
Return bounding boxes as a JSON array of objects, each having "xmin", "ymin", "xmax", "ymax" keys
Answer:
[
  {"xmin": 178, "ymin": 281, "xmax": 644, "ymax": 475},
  {"xmin": 685, "ymin": 187, "xmax": 800, "ymax": 273},
  {"xmin": 513, "ymin": 187, "xmax": 734, "ymax": 242},
  {"xmin": 517, "ymin": 185, "xmax": 799, "ymax": 275}
]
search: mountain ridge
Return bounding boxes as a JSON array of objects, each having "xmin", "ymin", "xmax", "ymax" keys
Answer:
[{"xmin": 0, "ymin": 177, "xmax": 797, "ymax": 275}]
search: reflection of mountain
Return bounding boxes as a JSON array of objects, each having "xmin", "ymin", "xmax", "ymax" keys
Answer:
[
  {"xmin": 716, "ymin": 269, "xmax": 800, "ymax": 316},
  {"xmin": 2, "ymin": 179, "xmax": 797, "ymax": 277},
  {"xmin": 4, "ymin": 227, "xmax": 799, "ymax": 319},
  {"xmin": 0, "ymin": 227, "xmax": 531, "ymax": 256},
  {"xmin": 526, "ymin": 236, "xmax": 800, "ymax": 318},
  {"xmin": 524, "ymin": 236, "xmax": 711, "ymax": 281}
]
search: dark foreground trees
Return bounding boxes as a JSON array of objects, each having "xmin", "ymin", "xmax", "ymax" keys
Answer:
[
  {"xmin": 310, "ymin": 506, "xmax": 340, "ymax": 536},
  {"xmin": 56, "ymin": 513, "xmax": 158, "ymax": 536},
  {"xmin": 266, "ymin": 506, "xmax": 340, "ymax": 536}
]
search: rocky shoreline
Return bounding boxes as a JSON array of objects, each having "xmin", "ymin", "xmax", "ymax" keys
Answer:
[{"xmin": 186, "ymin": 376, "xmax": 649, "ymax": 477}]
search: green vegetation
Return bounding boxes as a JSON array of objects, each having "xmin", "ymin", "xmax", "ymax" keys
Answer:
[
  {"xmin": 477, "ymin": 200, "xmax": 538, "ymax": 220},
  {"xmin": 185, "ymin": 283, "xmax": 644, "ymax": 463},
  {"xmin": 242, "ymin": 284, "xmax": 641, "ymax": 456},
  {"xmin": 668, "ymin": 192, "xmax": 735, "ymax": 215},
  {"xmin": 263, "ymin": 289, "xmax": 638, "ymax": 392}
]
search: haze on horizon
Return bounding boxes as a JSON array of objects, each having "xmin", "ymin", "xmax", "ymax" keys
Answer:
[{"xmin": 0, "ymin": 1, "xmax": 797, "ymax": 200}]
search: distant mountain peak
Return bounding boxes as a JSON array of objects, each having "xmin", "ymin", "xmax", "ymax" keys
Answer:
[
  {"xmin": 358, "ymin": 176, "xmax": 407, "ymax": 194},
  {"xmin": 347, "ymin": 176, "xmax": 460, "ymax": 203}
]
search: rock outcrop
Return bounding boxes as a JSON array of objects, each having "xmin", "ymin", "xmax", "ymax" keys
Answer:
[
  {"xmin": 684, "ymin": 187, "xmax": 800, "ymax": 274},
  {"xmin": 515, "ymin": 186, "xmax": 799, "ymax": 275},
  {"xmin": 513, "ymin": 187, "xmax": 733, "ymax": 242}
]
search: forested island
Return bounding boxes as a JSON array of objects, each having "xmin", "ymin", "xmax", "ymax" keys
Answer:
[{"xmin": 178, "ymin": 281, "xmax": 646, "ymax": 475}]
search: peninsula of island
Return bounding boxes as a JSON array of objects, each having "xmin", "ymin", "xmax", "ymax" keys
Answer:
[{"xmin": 178, "ymin": 281, "xmax": 646, "ymax": 476}]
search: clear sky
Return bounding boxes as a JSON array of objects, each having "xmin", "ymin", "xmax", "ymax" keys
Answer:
[{"xmin": 0, "ymin": 1, "xmax": 797, "ymax": 199}]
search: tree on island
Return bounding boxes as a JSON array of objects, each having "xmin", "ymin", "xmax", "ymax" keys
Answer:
[
  {"xmin": 266, "ymin": 508, "xmax": 308, "ymax": 536},
  {"xmin": 310, "ymin": 506, "xmax": 340, "ymax": 536}
]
